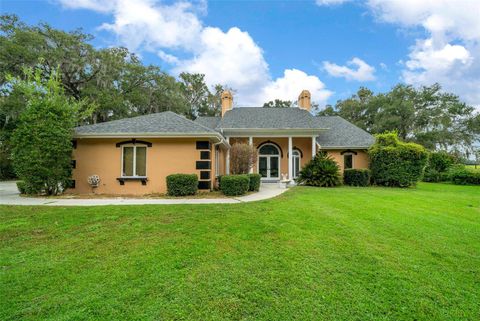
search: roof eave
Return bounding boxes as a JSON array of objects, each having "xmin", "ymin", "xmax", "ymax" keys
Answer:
[
  {"xmin": 221, "ymin": 128, "xmax": 329, "ymax": 137},
  {"xmin": 74, "ymin": 132, "xmax": 224, "ymax": 143}
]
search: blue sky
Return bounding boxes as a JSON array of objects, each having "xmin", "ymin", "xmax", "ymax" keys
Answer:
[{"xmin": 2, "ymin": 0, "xmax": 479, "ymax": 108}]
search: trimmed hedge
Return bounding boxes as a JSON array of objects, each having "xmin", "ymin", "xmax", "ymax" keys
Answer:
[
  {"xmin": 220, "ymin": 175, "xmax": 250, "ymax": 196},
  {"xmin": 422, "ymin": 151, "xmax": 457, "ymax": 182},
  {"xmin": 248, "ymin": 173, "xmax": 261, "ymax": 192},
  {"xmin": 369, "ymin": 132, "xmax": 428, "ymax": 187},
  {"xmin": 449, "ymin": 166, "xmax": 480, "ymax": 185},
  {"xmin": 343, "ymin": 169, "xmax": 370, "ymax": 186},
  {"xmin": 428, "ymin": 151, "xmax": 456, "ymax": 172},
  {"xmin": 16, "ymin": 181, "xmax": 29, "ymax": 194},
  {"xmin": 166, "ymin": 174, "xmax": 198, "ymax": 196}
]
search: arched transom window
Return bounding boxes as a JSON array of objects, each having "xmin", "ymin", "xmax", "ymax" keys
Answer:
[{"xmin": 259, "ymin": 144, "xmax": 280, "ymax": 155}]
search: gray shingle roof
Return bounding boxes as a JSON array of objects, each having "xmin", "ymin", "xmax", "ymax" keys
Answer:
[
  {"xmin": 316, "ymin": 116, "xmax": 375, "ymax": 148},
  {"xmin": 194, "ymin": 116, "xmax": 221, "ymax": 129},
  {"xmin": 218, "ymin": 107, "xmax": 324, "ymax": 129},
  {"xmin": 75, "ymin": 111, "xmax": 219, "ymax": 136}
]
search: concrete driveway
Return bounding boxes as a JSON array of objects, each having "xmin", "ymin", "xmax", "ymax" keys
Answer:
[{"xmin": 0, "ymin": 181, "xmax": 287, "ymax": 206}]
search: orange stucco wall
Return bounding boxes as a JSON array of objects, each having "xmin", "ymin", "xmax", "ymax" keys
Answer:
[
  {"xmin": 69, "ymin": 138, "xmax": 214, "ymax": 195},
  {"xmin": 324, "ymin": 149, "xmax": 370, "ymax": 170},
  {"xmin": 228, "ymin": 137, "xmax": 316, "ymax": 177}
]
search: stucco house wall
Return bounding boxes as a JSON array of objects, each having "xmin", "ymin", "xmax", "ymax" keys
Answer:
[
  {"xmin": 70, "ymin": 138, "xmax": 215, "ymax": 195},
  {"xmin": 325, "ymin": 149, "xmax": 370, "ymax": 171},
  {"xmin": 227, "ymin": 137, "xmax": 314, "ymax": 177}
]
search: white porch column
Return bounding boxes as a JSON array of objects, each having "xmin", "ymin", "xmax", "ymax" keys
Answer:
[
  {"xmin": 312, "ymin": 136, "xmax": 316, "ymax": 158},
  {"xmin": 226, "ymin": 137, "xmax": 230, "ymax": 175},
  {"xmin": 288, "ymin": 136, "xmax": 293, "ymax": 180},
  {"xmin": 248, "ymin": 136, "xmax": 253, "ymax": 173}
]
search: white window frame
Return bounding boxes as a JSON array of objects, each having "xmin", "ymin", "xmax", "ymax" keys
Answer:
[
  {"xmin": 257, "ymin": 143, "xmax": 281, "ymax": 180},
  {"xmin": 292, "ymin": 149, "xmax": 301, "ymax": 178},
  {"xmin": 343, "ymin": 153, "xmax": 354, "ymax": 170},
  {"xmin": 121, "ymin": 144, "xmax": 148, "ymax": 178}
]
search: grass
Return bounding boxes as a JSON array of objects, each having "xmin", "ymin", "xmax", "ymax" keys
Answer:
[
  {"xmin": 1, "ymin": 183, "xmax": 479, "ymax": 320},
  {"xmin": 466, "ymin": 165, "xmax": 479, "ymax": 172}
]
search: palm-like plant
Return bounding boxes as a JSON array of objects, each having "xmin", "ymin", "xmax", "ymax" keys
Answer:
[{"xmin": 296, "ymin": 152, "xmax": 341, "ymax": 187}]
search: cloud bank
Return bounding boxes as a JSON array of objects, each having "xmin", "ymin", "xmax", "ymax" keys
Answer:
[{"xmin": 58, "ymin": 0, "xmax": 333, "ymax": 107}]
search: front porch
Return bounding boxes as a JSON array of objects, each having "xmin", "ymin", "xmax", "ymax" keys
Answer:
[{"xmin": 226, "ymin": 136, "xmax": 317, "ymax": 182}]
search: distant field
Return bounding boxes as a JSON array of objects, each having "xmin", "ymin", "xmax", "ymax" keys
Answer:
[{"xmin": 466, "ymin": 165, "xmax": 480, "ymax": 172}]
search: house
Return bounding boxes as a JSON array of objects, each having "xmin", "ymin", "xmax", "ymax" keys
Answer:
[{"xmin": 70, "ymin": 90, "xmax": 374, "ymax": 195}]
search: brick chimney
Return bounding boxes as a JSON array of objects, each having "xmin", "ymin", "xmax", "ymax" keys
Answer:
[
  {"xmin": 221, "ymin": 90, "xmax": 233, "ymax": 117},
  {"xmin": 298, "ymin": 90, "xmax": 311, "ymax": 112}
]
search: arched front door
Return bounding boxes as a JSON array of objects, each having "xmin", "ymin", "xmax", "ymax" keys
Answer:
[{"xmin": 258, "ymin": 144, "xmax": 280, "ymax": 180}]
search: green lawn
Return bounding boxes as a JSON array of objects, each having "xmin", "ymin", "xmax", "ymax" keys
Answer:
[
  {"xmin": 466, "ymin": 165, "xmax": 479, "ymax": 172},
  {"xmin": 1, "ymin": 183, "xmax": 479, "ymax": 320}
]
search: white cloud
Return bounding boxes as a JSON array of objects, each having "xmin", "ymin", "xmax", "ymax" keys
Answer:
[
  {"xmin": 323, "ymin": 57, "xmax": 376, "ymax": 81},
  {"xmin": 157, "ymin": 50, "xmax": 180, "ymax": 64},
  {"xmin": 315, "ymin": 0, "xmax": 350, "ymax": 6},
  {"xmin": 261, "ymin": 69, "xmax": 333, "ymax": 107},
  {"xmin": 367, "ymin": 0, "xmax": 480, "ymax": 106},
  {"xmin": 367, "ymin": 0, "xmax": 480, "ymax": 41},
  {"xmin": 57, "ymin": 0, "xmax": 332, "ymax": 107},
  {"xmin": 173, "ymin": 26, "xmax": 270, "ymax": 105}
]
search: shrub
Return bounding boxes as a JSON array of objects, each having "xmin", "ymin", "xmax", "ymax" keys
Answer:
[
  {"xmin": 422, "ymin": 168, "xmax": 442, "ymax": 182},
  {"xmin": 428, "ymin": 151, "xmax": 456, "ymax": 172},
  {"xmin": 16, "ymin": 181, "xmax": 30, "ymax": 194},
  {"xmin": 448, "ymin": 165, "xmax": 480, "ymax": 185},
  {"xmin": 230, "ymin": 143, "xmax": 257, "ymax": 174},
  {"xmin": 423, "ymin": 151, "xmax": 458, "ymax": 182},
  {"xmin": 166, "ymin": 174, "xmax": 198, "ymax": 196},
  {"xmin": 344, "ymin": 169, "xmax": 370, "ymax": 186},
  {"xmin": 369, "ymin": 132, "xmax": 428, "ymax": 187},
  {"xmin": 296, "ymin": 152, "xmax": 341, "ymax": 187},
  {"xmin": 220, "ymin": 175, "xmax": 250, "ymax": 196},
  {"xmin": 11, "ymin": 70, "xmax": 80, "ymax": 195},
  {"xmin": 247, "ymin": 173, "xmax": 261, "ymax": 191}
]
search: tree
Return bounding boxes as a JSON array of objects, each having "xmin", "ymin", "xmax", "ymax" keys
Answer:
[
  {"xmin": 178, "ymin": 72, "xmax": 229, "ymax": 119},
  {"xmin": 11, "ymin": 69, "xmax": 84, "ymax": 195},
  {"xmin": 229, "ymin": 143, "xmax": 257, "ymax": 174},
  {"xmin": 320, "ymin": 84, "xmax": 479, "ymax": 154},
  {"xmin": 263, "ymin": 99, "xmax": 294, "ymax": 108}
]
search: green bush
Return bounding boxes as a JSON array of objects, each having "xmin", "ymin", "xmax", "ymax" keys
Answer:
[
  {"xmin": 423, "ymin": 168, "xmax": 442, "ymax": 182},
  {"xmin": 448, "ymin": 165, "xmax": 480, "ymax": 185},
  {"xmin": 166, "ymin": 174, "xmax": 198, "ymax": 196},
  {"xmin": 220, "ymin": 175, "xmax": 250, "ymax": 196},
  {"xmin": 296, "ymin": 152, "xmax": 341, "ymax": 187},
  {"xmin": 343, "ymin": 169, "xmax": 370, "ymax": 186},
  {"xmin": 11, "ymin": 70, "xmax": 79, "ymax": 195},
  {"xmin": 428, "ymin": 151, "xmax": 456, "ymax": 172},
  {"xmin": 247, "ymin": 173, "xmax": 261, "ymax": 191},
  {"xmin": 16, "ymin": 181, "xmax": 30, "ymax": 194},
  {"xmin": 369, "ymin": 132, "xmax": 428, "ymax": 187}
]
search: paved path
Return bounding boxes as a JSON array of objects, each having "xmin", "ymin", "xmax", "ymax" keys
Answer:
[{"xmin": 0, "ymin": 181, "xmax": 287, "ymax": 206}]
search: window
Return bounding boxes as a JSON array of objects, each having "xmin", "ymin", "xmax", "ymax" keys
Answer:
[
  {"xmin": 259, "ymin": 144, "xmax": 279, "ymax": 155},
  {"xmin": 122, "ymin": 145, "xmax": 147, "ymax": 177},
  {"xmin": 292, "ymin": 149, "xmax": 301, "ymax": 178},
  {"xmin": 344, "ymin": 154, "xmax": 353, "ymax": 170}
]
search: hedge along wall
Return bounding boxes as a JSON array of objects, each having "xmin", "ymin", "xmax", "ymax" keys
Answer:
[
  {"xmin": 369, "ymin": 132, "xmax": 428, "ymax": 187},
  {"xmin": 220, "ymin": 175, "xmax": 250, "ymax": 196}
]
